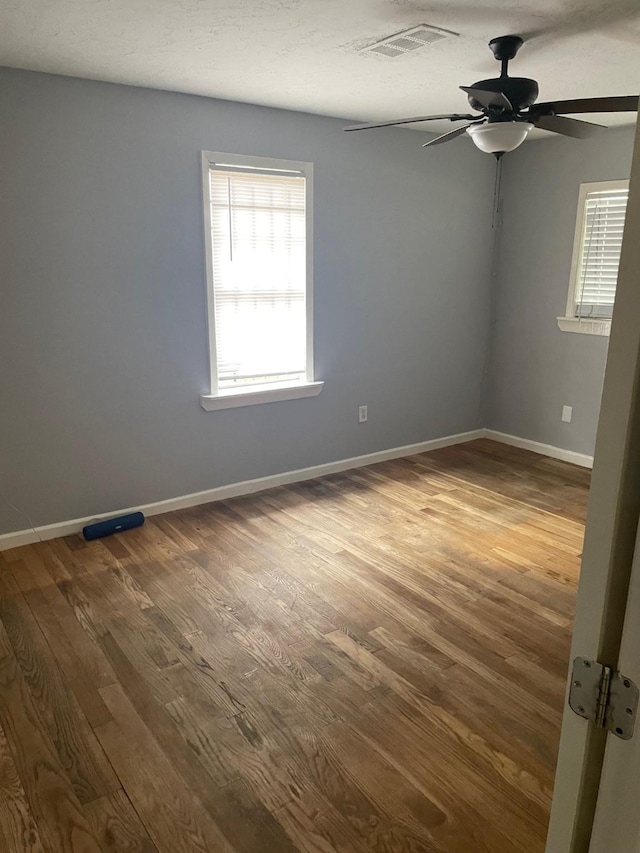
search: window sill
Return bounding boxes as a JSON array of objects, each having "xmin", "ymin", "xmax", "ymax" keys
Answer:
[
  {"xmin": 200, "ymin": 380, "xmax": 324, "ymax": 411},
  {"xmin": 557, "ymin": 317, "xmax": 611, "ymax": 337}
]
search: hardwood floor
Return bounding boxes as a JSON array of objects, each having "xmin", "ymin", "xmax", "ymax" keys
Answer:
[{"xmin": 0, "ymin": 438, "xmax": 590, "ymax": 853}]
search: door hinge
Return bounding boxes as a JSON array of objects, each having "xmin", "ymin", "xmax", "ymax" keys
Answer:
[{"xmin": 569, "ymin": 657, "xmax": 639, "ymax": 740}]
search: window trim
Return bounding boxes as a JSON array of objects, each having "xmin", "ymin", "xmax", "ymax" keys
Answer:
[
  {"xmin": 558, "ymin": 178, "xmax": 629, "ymax": 337},
  {"xmin": 199, "ymin": 150, "xmax": 322, "ymax": 411}
]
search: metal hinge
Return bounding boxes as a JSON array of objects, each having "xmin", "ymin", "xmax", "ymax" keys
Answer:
[{"xmin": 569, "ymin": 657, "xmax": 639, "ymax": 740}]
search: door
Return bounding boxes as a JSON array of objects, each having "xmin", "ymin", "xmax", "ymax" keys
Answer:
[
  {"xmin": 588, "ymin": 520, "xmax": 640, "ymax": 851},
  {"xmin": 545, "ymin": 117, "xmax": 640, "ymax": 853}
]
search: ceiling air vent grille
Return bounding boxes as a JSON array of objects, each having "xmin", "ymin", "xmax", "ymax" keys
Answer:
[{"xmin": 364, "ymin": 25, "xmax": 456, "ymax": 58}]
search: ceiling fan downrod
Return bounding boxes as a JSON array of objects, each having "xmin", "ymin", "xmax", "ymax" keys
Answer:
[{"xmin": 489, "ymin": 35, "xmax": 524, "ymax": 78}]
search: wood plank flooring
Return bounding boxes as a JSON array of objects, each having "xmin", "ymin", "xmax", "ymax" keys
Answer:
[{"xmin": 0, "ymin": 438, "xmax": 590, "ymax": 853}]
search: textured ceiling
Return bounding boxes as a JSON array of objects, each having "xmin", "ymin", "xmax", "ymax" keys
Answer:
[{"xmin": 2, "ymin": 0, "xmax": 640, "ymax": 135}]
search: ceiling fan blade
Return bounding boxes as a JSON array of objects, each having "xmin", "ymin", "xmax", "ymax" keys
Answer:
[
  {"xmin": 343, "ymin": 113, "xmax": 481, "ymax": 131},
  {"xmin": 533, "ymin": 95, "xmax": 638, "ymax": 115},
  {"xmin": 460, "ymin": 86, "xmax": 513, "ymax": 110},
  {"xmin": 532, "ymin": 114, "xmax": 605, "ymax": 138},
  {"xmin": 422, "ymin": 124, "xmax": 478, "ymax": 148}
]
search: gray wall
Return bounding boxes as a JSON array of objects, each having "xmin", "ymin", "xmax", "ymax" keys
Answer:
[
  {"xmin": 0, "ymin": 68, "xmax": 495, "ymax": 535},
  {"xmin": 486, "ymin": 126, "xmax": 636, "ymax": 457}
]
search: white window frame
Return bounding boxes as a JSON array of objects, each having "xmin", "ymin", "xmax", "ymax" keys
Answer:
[
  {"xmin": 199, "ymin": 150, "xmax": 323, "ymax": 411},
  {"xmin": 558, "ymin": 179, "xmax": 629, "ymax": 337}
]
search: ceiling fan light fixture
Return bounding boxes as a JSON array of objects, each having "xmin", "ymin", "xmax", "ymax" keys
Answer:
[{"xmin": 466, "ymin": 121, "xmax": 534, "ymax": 154}]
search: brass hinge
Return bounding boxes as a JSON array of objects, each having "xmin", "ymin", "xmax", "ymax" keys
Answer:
[{"xmin": 569, "ymin": 657, "xmax": 638, "ymax": 740}]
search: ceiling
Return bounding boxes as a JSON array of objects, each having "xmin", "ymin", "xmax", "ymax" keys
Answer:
[{"xmin": 2, "ymin": 0, "xmax": 640, "ymax": 135}]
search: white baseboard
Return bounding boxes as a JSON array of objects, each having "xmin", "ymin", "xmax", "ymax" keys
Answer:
[
  {"xmin": 483, "ymin": 429, "xmax": 594, "ymax": 469},
  {"xmin": 0, "ymin": 427, "xmax": 593, "ymax": 552},
  {"xmin": 0, "ymin": 428, "xmax": 485, "ymax": 552},
  {"xmin": 0, "ymin": 529, "xmax": 41, "ymax": 550}
]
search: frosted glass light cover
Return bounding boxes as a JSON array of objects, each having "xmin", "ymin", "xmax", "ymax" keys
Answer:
[{"xmin": 466, "ymin": 122, "xmax": 534, "ymax": 153}]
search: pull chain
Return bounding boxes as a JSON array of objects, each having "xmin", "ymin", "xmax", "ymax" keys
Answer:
[{"xmin": 491, "ymin": 154, "xmax": 503, "ymax": 230}]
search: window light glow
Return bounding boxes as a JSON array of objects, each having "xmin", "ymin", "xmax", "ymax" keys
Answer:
[{"xmin": 209, "ymin": 168, "xmax": 308, "ymax": 389}]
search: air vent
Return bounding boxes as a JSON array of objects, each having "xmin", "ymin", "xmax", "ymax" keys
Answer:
[{"xmin": 363, "ymin": 25, "xmax": 457, "ymax": 58}]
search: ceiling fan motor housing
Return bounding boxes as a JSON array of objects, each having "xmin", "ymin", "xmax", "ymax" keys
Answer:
[{"xmin": 467, "ymin": 77, "xmax": 539, "ymax": 112}]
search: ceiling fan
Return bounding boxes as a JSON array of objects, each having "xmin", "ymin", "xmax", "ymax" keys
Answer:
[{"xmin": 344, "ymin": 35, "xmax": 639, "ymax": 157}]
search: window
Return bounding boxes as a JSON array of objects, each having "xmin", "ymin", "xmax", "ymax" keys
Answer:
[
  {"xmin": 558, "ymin": 180, "xmax": 629, "ymax": 336},
  {"xmin": 200, "ymin": 152, "xmax": 322, "ymax": 411}
]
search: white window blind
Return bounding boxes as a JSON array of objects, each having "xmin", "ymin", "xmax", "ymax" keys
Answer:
[
  {"xmin": 574, "ymin": 186, "xmax": 628, "ymax": 319},
  {"xmin": 208, "ymin": 167, "xmax": 307, "ymax": 389}
]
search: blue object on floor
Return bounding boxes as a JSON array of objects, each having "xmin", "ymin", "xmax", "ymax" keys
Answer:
[{"xmin": 82, "ymin": 511, "xmax": 145, "ymax": 541}]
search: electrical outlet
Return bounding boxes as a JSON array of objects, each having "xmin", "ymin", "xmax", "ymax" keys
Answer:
[
  {"xmin": 562, "ymin": 405, "xmax": 573, "ymax": 423},
  {"xmin": 358, "ymin": 405, "xmax": 368, "ymax": 423}
]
